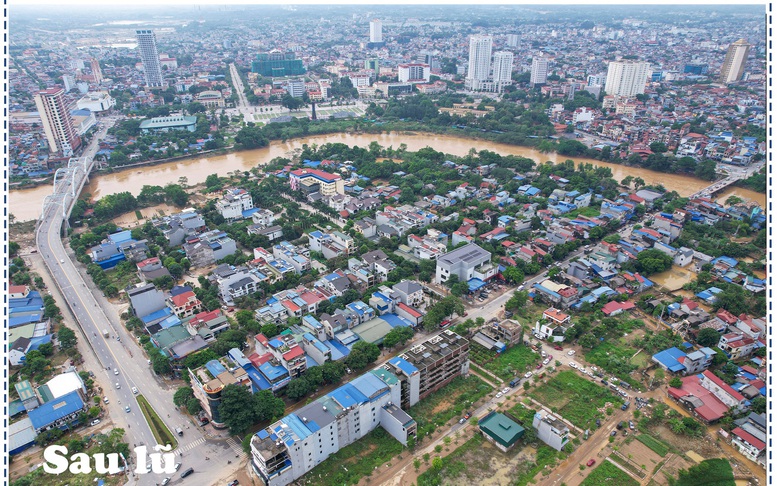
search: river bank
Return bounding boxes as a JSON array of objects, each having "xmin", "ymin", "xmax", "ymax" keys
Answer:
[{"xmin": 9, "ymin": 131, "xmax": 766, "ymax": 222}]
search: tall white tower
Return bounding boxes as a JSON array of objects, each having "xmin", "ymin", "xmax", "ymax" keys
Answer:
[
  {"xmin": 604, "ymin": 60, "xmax": 652, "ymax": 97},
  {"xmin": 465, "ymin": 35, "xmax": 493, "ymax": 91},
  {"xmin": 530, "ymin": 57, "xmax": 549, "ymax": 87},
  {"xmin": 369, "ymin": 19, "xmax": 383, "ymax": 43},
  {"xmin": 135, "ymin": 29, "xmax": 165, "ymax": 88},
  {"xmin": 719, "ymin": 39, "xmax": 751, "ymax": 84},
  {"xmin": 492, "ymin": 51, "xmax": 514, "ymax": 92},
  {"xmin": 34, "ymin": 88, "xmax": 81, "ymax": 156}
]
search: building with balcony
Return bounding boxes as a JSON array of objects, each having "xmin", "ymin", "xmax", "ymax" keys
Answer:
[{"xmin": 189, "ymin": 357, "xmax": 251, "ymax": 428}]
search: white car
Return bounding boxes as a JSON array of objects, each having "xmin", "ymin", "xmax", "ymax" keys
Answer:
[
  {"xmin": 542, "ymin": 358, "xmax": 550, "ymax": 365},
  {"xmin": 568, "ymin": 362, "xmax": 578, "ymax": 369},
  {"xmin": 495, "ymin": 392, "xmax": 503, "ymax": 399},
  {"xmin": 90, "ymin": 419, "xmax": 101, "ymax": 426},
  {"xmin": 132, "ymin": 387, "xmax": 138, "ymax": 395},
  {"xmin": 524, "ymin": 371, "xmax": 533, "ymax": 379},
  {"xmin": 540, "ymin": 350, "xmax": 547, "ymax": 358},
  {"xmin": 103, "ymin": 397, "xmax": 109, "ymax": 404},
  {"xmin": 567, "ymin": 350, "xmax": 576, "ymax": 356},
  {"xmin": 114, "ymin": 368, "xmax": 119, "ymax": 375},
  {"xmin": 502, "ymin": 387, "xmax": 510, "ymax": 394},
  {"xmin": 115, "ymin": 383, "xmax": 121, "ymax": 389}
]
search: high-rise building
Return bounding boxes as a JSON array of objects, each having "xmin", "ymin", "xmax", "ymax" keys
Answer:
[
  {"xmin": 397, "ymin": 63, "xmax": 430, "ymax": 83},
  {"xmin": 530, "ymin": 57, "xmax": 549, "ymax": 87},
  {"xmin": 365, "ymin": 58, "xmax": 380, "ymax": 75},
  {"xmin": 719, "ymin": 39, "xmax": 751, "ymax": 84},
  {"xmin": 370, "ymin": 19, "xmax": 383, "ymax": 43},
  {"xmin": 135, "ymin": 29, "xmax": 165, "ymax": 88},
  {"xmin": 62, "ymin": 75, "xmax": 75, "ymax": 92},
  {"xmin": 251, "ymin": 52, "xmax": 306, "ymax": 77},
  {"xmin": 465, "ymin": 35, "xmax": 493, "ymax": 91},
  {"xmin": 506, "ymin": 34, "xmax": 519, "ymax": 48},
  {"xmin": 34, "ymin": 87, "xmax": 81, "ymax": 157},
  {"xmin": 587, "ymin": 74, "xmax": 606, "ymax": 87},
  {"xmin": 604, "ymin": 60, "xmax": 652, "ymax": 97},
  {"xmin": 90, "ymin": 59, "xmax": 103, "ymax": 85},
  {"xmin": 492, "ymin": 51, "xmax": 514, "ymax": 92}
]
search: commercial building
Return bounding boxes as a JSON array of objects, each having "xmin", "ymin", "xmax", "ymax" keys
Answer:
[
  {"xmin": 76, "ymin": 91, "xmax": 115, "ymax": 113},
  {"xmin": 719, "ymin": 39, "xmax": 751, "ymax": 84},
  {"xmin": 285, "ymin": 80, "xmax": 305, "ymax": 98},
  {"xmin": 189, "ymin": 357, "xmax": 251, "ymax": 428},
  {"xmin": 478, "ymin": 412, "xmax": 525, "ymax": 452},
  {"xmin": 492, "ymin": 51, "xmax": 514, "ymax": 92},
  {"xmin": 289, "ymin": 168, "xmax": 344, "ymax": 196},
  {"xmin": 34, "ymin": 88, "xmax": 81, "ymax": 156},
  {"xmin": 139, "ymin": 115, "xmax": 197, "ymax": 133},
  {"xmin": 435, "ymin": 243, "xmax": 493, "ymax": 285},
  {"xmin": 397, "ymin": 63, "xmax": 431, "ymax": 84},
  {"xmin": 195, "ymin": 90, "xmax": 225, "ymax": 108},
  {"xmin": 128, "ymin": 283, "xmax": 167, "ymax": 319},
  {"xmin": 465, "ymin": 35, "xmax": 493, "ymax": 91},
  {"xmin": 135, "ymin": 30, "xmax": 165, "ymax": 88},
  {"xmin": 530, "ymin": 57, "xmax": 549, "ymax": 87},
  {"xmin": 251, "ymin": 52, "xmax": 306, "ymax": 77},
  {"xmin": 604, "ymin": 60, "xmax": 652, "ymax": 97}
]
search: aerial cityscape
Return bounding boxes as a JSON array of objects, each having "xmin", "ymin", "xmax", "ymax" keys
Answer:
[{"xmin": 7, "ymin": 3, "xmax": 768, "ymax": 486}]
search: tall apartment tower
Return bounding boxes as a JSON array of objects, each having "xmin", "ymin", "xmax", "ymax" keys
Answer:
[
  {"xmin": 91, "ymin": 58, "xmax": 103, "ymax": 84},
  {"xmin": 530, "ymin": 57, "xmax": 549, "ymax": 87},
  {"xmin": 719, "ymin": 39, "xmax": 751, "ymax": 84},
  {"xmin": 506, "ymin": 34, "xmax": 519, "ymax": 47},
  {"xmin": 465, "ymin": 35, "xmax": 493, "ymax": 90},
  {"xmin": 492, "ymin": 51, "xmax": 514, "ymax": 92},
  {"xmin": 135, "ymin": 29, "xmax": 165, "ymax": 88},
  {"xmin": 604, "ymin": 60, "xmax": 651, "ymax": 97},
  {"xmin": 370, "ymin": 19, "xmax": 383, "ymax": 43},
  {"xmin": 34, "ymin": 87, "xmax": 81, "ymax": 157}
]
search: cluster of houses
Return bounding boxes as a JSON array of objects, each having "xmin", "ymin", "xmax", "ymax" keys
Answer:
[{"xmin": 9, "ymin": 286, "xmax": 54, "ymax": 366}]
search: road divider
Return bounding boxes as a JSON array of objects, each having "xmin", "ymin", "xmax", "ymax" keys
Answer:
[{"xmin": 136, "ymin": 395, "xmax": 178, "ymax": 449}]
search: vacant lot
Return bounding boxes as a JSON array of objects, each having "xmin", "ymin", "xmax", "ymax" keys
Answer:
[
  {"xmin": 583, "ymin": 340, "xmax": 642, "ymax": 389},
  {"xmin": 636, "ymin": 433, "xmax": 670, "ymax": 457},
  {"xmin": 530, "ymin": 370, "xmax": 615, "ymax": 429},
  {"xmin": 416, "ymin": 432, "xmax": 562, "ymax": 486},
  {"xmin": 470, "ymin": 344, "xmax": 540, "ymax": 382},
  {"xmin": 581, "ymin": 460, "xmax": 640, "ymax": 486},
  {"xmin": 410, "ymin": 375, "xmax": 493, "ymax": 437}
]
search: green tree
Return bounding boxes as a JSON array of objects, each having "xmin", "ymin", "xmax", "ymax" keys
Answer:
[
  {"xmin": 321, "ymin": 361, "xmax": 346, "ymax": 384},
  {"xmin": 505, "ymin": 291, "xmax": 529, "ymax": 312},
  {"xmin": 219, "ymin": 384, "xmax": 257, "ymax": 435},
  {"xmin": 696, "ymin": 328, "xmax": 721, "ymax": 348},
  {"xmin": 173, "ymin": 387, "xmax": 195, "ymax": 408},
  {"xmin": 186, "ymin": 398, "xmax": 202, "ymax": 415},
  {"xmin": 345, "ymin": 341, "xmax": 381, "ymax": 370},
  {"xmin": 57, "ymin": 326, "xmax": 77, "ymax": 349},
  {"xmin": 668, "ymin": 377, "xmax": 683, "ymax": 388},
  {"xmin": 285, "ymin": 378, "xmax": 312, "ymax": 401}
]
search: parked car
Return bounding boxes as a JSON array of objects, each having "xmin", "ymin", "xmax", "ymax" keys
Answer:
[
  {"xmin": 542, "ymin": 358, "xmax": 550, "ymax": 365},
  {"xmin": 103, "ymin": 397, "xmax": 109, "ymax": 404},
  {"xmin": 502, "ymin": 387, "xmax": 511, "ymax": 394},
  {"xmin": 610, "ymin": 430, "xmax": 617, "ymax": 437},
  {"xmin": 629, "ymin": 421, "xmax": 635, "ymax": 430},
  {"xmin": 90, "ymin": 419, "xmax": 101, "ymax": 426},
  {"xmin": 524, "ymin": 371, "xmax": 533, "ymax": 379},
  {"xmin": 553, "ymin": 345, "xmax": 563, "ymax": 351},
  {"xmin": 568, "ymin": 362, "xmax": 578, "ymax": 369},
  {"xmin": 464, "ymin": 411, "xmax": 472, "ymax": 419},
  {"xmin": 567, "ymin": 350, "xmax": 576, "ymax": 356},
  {"xmin": 181, "ymin": 468, "xmax": 194, "ymax": 478},
  {"xmin": 459, "ymin": 418, "xmax": 466, "ymax": 424},
  {"xmin": 587, "ymin": 459, "xmax": 596, "ymax": 467},
  {"xmin": 595, "ymin": 419, "xmax": 601, "ymax": 427},
  {"xmin": 495, "ymin": 392, "xmax": 503, "ymax": 399},
  {"xmin": 535, "ymin": 363, "xmax": 543, "ymax": 369}
]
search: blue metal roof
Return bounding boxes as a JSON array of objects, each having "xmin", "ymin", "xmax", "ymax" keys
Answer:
[
  {"xmin": 245, "ymin": 366, "xmax": 272, "ymax": 391},
  {"xmin": 329, "ymin": 383, "xmax": 368, "ymax": 409},
  {"xmin": 10, "ymin": 314, "xmax": 43, "ymax": 327},
  {"xmin": 389, "ymin": 357, "xmax": 418, "ymax": 376},
  {"xmin": 652, "ymin": 347, "xmax": 687, "ymax": 373},
  {"xmin": 350, "ymin": 373, "xmax": 389, "ymax": 400},
  {"xmin": 141, "ymin": 307, "xmax": 173, "ymax": 324},
  {"xmin": 205, "ymin": 359, "xmax": 227, "ymax": 378},
  {"xmin": 381, "ymin": 313, "xmax": 412, "ymax": 328},
  {"xmin": 28, "ymin": 391, "xmax": 84, "ymax": 430},
  {"xmin": 259, "ymin": 361, "xmax": 289, "ymax": 382}
]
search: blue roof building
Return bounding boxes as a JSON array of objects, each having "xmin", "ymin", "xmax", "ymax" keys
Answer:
[
  {"xmin": 28, "ymin": 390, "xmax": 86, "ymax": 432},
  {"xmin": 652, "ymin": 347, "xmax": 687, "ymax": 373}
]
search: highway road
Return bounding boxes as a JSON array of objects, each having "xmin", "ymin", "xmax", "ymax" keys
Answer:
[{"xmin": 34, "ymin": 118, "xmax": 242, "ymax": 486}]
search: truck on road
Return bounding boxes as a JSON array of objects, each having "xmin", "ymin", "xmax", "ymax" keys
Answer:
[{"xmin": 103, "ymin": 329, "xmax": 109, "ymax": 338}]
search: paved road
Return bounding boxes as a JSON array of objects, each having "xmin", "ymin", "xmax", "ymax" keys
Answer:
[
  {"xmin": 229, "ymin": 62, "xmax": 250, "ymax": 111},
  {"xmin": 34, "ymin": 118, "xmax": 243, "ymax": 485}
]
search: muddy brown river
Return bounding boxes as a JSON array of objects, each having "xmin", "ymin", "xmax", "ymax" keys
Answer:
[{"xmin": 10, "ymin": 132, "xmax": 765, "ymax": 221}]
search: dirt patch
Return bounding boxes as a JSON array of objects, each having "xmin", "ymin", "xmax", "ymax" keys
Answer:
[
  {"xmin": 620, "ymin": 438, "xmax": 663, "ymax": 471},
  {"xmin": 430, "ymin": 398, "xmax": 455, "ymax": 416}
]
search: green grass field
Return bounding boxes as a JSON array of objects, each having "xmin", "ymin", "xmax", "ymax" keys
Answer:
[
  {"xmin": 529, "ymin": 370, "xmax": 615, "ymax": 429},
  {"xmin": 581, "ymin": 460, "xmax": 640, "ymax": 486},
  {"xmin": 636, "ymin": 433, "xmax": 670, "ymax": 457},
  {"xmin": 475, "ymin": 344, "xmax": 540, "ymax": 382}
]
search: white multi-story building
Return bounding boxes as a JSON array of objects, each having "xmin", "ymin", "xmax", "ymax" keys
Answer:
[
  {"xmin": 604, "ymin": 60, "xmax": 652, "ymax": 97},
  {"xmin": 506, "ymin": 34, "xmax": 519, "ymax": 47},
  {"xmin": 587, "ymin": 74, "xmax": 606, "ymax": 87},
  {"xmin": 369, "ymin": 19, "xmax": 383, "ymax": 43},
  {"xmin": 492, "ymin": 51, "xmax": 514, "ymax": 92},
  {"xmin": 719, "ymin": 38, "xmax": 751, "ymax": 84},
  {"xmin": 530, "ymin": 57, "xmax": 549, "ymax": 87},
  {"xmin": 286, "ymin": 80, "xmax": 305, "ymax": 98},
  {"xmin": 216, "ymin": 188, "xmax": 254, "ymax": 220},
  {"xmin": 34, "ymin": 87, "xmax": 81, "ymax": 157},
  {"xmin": 397, "ymin": 63, "xmax": 430, "ymax": 84},
  {"xmin": 465, "ymin": 35, "xmax": 493, "ymax": 91},
  {"xmin": 135, "ymin": 29, "xmax": 165, "ymax": 88},
  {"xmin": 76, "ymin": 91, "xmax": 116, "ymax": 113},
  {"xmin": 533, "ymin": 412, "xmax": 569, "ymax": 451}
]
